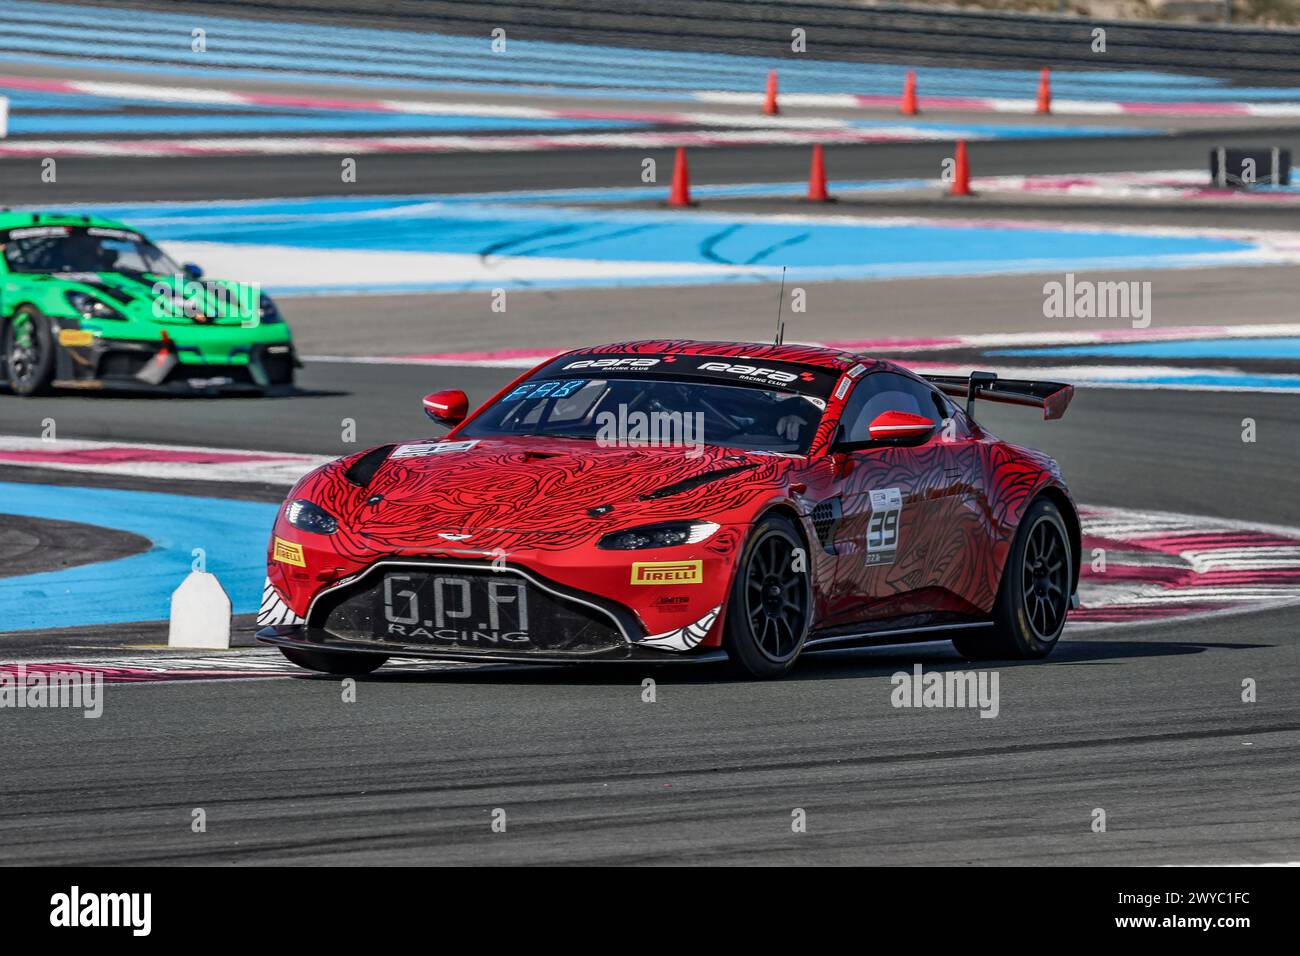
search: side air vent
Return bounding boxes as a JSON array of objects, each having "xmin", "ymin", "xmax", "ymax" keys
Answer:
[{"xmin": 810, "ymin": 497, "xmax": 842, "ymax": 555}]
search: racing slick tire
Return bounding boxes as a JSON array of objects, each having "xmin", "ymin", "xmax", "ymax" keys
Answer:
[
  {"xmin": 953, "ymin": 496, "xmax": 1071, "ymax": 662},
  {"xmin": 279, "ymin": 646, "xmax": 389, "ymax": 675},
  {"xmin": 723, "ymin": 514, "xmax": 812, "ymax": 680},
  {"xmin": 4, "ymin": 307, "xmax": 55, "ymax": 396}
]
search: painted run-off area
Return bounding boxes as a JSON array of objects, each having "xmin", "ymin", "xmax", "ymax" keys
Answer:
[{"xmin": 34, "ymin": 193, "xmax": 1287, "ymax": 297}]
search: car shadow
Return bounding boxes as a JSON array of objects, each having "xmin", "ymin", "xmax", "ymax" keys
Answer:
[{"xmin": 293, "ymin": 635, "xmax": 1268, "ymax": 687}]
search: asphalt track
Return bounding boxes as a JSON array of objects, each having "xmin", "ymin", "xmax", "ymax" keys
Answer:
[
  {"xmin": 7, "ymin": 127, "xmax": 1300, "ymax": 202},
  {"xmin": 0, "ymin": 513, "xmax": 149, "ymax": 577},
  {"xmin": 73, "ymin": 0, "xmax": 1300, "ymax": 80},
  {"xmin": 4, "ymin": 365, "xmax": 1299, "ymax": 865},
  {"xmin": 205, "ymin": 264, "xmax": 1300, "ymax": 355},
  {"xmin": 7, "ymin": 604, "xmax": 1298, "ymax": 866},
  {"xmin": 2, "ymin": 3, "xmax": 1298, "ymax": 868},
  {"xmin": 3, "ymin": 193, "xmax": 1300, "ymax": 865}
]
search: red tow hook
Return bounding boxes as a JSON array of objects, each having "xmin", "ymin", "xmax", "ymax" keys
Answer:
[{"xmin": 159, "ymin": 330, "xmax": 174, "ymax": 355}]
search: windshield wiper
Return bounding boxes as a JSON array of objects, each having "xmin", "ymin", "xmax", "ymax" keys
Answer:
[{"xmin": 505, "ymin": 431, "xmax": 593, "ymax": 441}]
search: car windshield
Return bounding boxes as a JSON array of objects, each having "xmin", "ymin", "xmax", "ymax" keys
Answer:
[
  {"xmin": 460, "ymin": 376, "xmax": 826, "ymax": 455},
  {"xmin": 1, "ymin": 225, "xmax": 180, "ymax": 276}
]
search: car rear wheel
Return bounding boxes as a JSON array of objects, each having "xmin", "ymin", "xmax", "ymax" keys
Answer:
[
  {"xmin": 5, "ymin": 307, "xmax": 55, "ymax": 396},
  {"xmin": 279, "ymin": 646, "xmax": 389, "ymax": 675},
  {"xmin": 953, "ymin": 497, "xmax": 1072, "ymax": 661},
  {"xmin": 724, "ymin": 514, "xmax": 811, "ymax": 679}
]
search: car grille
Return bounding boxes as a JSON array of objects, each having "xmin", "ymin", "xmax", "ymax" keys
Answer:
[
  {"xmin": 96, "ymin": 350, "xmax": 255, "ymax": 385},
  {"xmin": 96, "ymin": 351, "xmax": 153, "ymax": 379},
  {"xmin": 311, "ymin": 564, "xmax": 628, "ymax": 656},
  {"xmin": 163, "ymin": 364, "xmax": 253, "ymax": 385}
]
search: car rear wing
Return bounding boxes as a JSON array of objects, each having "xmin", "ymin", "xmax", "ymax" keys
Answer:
[{"xmin": 922, "ymin": 371, "xmax": 1074, "ymax": 421}]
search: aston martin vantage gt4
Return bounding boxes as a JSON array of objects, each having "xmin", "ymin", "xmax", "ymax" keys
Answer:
[{"xmin": 258, "ymin": 340, "xmax": 1079, "ymax": 679}]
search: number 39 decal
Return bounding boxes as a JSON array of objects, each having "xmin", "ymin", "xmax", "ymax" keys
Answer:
[{"xmin": 866, "ymin": 487, "xmax": 903, "ymax": 566}]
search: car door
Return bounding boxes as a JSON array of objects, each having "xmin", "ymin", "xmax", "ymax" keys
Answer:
[{"xmin": 824, "ymin": 371, "xmax": 963, "ymax": 628}]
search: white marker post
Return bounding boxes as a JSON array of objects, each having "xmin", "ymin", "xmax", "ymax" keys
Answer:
[
  {"xmin": 0, "ymin": 96, "xmax": 8, "ymax": 139},
  {"xmin": 168, "ymin": 571, "xmax": 232, "ymax": 649}
]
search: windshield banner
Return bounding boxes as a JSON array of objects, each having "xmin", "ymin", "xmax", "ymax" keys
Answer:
[{"xmin": 535, "ymin": 353, "xmax": 839, "ymax": 398}]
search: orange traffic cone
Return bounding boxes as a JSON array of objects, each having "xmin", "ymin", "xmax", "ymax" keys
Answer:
[
  {"xmin": 668, "ymin": 147, "xmax": 692, "ymax": 206},
  {"xmin": 900, "ymin": 70, "xmax": 918, "ymax": 115},
  {"xmin": 807, "ymin": 144, "xmax": 830, "ymax": 202},
  {"xmin": 763, "ymin": 69, "xmax": 780, "ymax": 116},
  {"xmin": 1036, "ymin": 67, "xmax": 1051, "ymax": 114},
  {"xmin": 949, "ymin": 139, "xmax": 972, "ymax": 196}
]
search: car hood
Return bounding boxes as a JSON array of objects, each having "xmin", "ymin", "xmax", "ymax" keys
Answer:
[
  {"xmin": 31, "ymin": 271, "xmax": 259, "ymax": 325},
  {"xmin": 295, "ymin": 436, "xmax": 799, "ymax": 553}
]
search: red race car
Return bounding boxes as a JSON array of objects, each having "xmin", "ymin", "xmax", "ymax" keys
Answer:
[{"xmin": 258, "ymin": 339, "xmax": 1079, "ymax": 679}]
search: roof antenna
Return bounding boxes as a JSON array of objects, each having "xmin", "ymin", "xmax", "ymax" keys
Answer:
[{"xmin": 774, "ymin": 266, "xmax": 787, "ymax": 345}]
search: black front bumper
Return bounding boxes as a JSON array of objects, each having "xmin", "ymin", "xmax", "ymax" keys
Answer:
[
  {"xmin": 256, "ymin": 625, "xmax": 725, "ymax": 665},
  {"xmin": 52, "ymin": 335, "xmax": 298, "ymax": 392},
  {"xmin": 256, "ymin": 560, "xmax": 723, "ymax": 665}
]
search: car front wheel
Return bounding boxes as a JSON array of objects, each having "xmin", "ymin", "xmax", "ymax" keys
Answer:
[
  {"xmin": 723, "ymin": 514, "xmax": 811, "ymax": 679},
  {"xmin": 5, "ymin": 307, "xmax": 55, "ymax": 396}
]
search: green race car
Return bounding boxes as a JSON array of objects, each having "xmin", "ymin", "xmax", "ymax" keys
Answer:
[{"xmin": 0, "ymin": 211, "xmax": 298, "ymax": 395}]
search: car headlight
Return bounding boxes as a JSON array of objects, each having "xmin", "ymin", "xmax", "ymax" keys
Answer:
[
  {"xmin": 258, "ymin": 293, "xmax": 281, "ymax": 323},
  {"xmin": 285, "ymin": 499, "xmax": 338, "ymax": 535},
  {"xmin": 65, "ymin": 290, "xmax": 124, "ymax": 321},
  {"xmin": 597, "ymin": 520, "xmax": 719, "ymax": 550}
]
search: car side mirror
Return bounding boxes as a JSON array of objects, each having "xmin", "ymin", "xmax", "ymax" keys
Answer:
[
  {"xmin": 868, "ymin": 410, "xmax": 935, "ymax": 442},
  {"xmin": 831, "ymin": 410, "xmax": 936, "ymax": 453},
  {"xmin": 182, "ymin": 262, "xmax": 203, "ymax": 279},
  {"xmin": 422, "ymin": 389, "xmax": 468, "ymax": 426}
]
